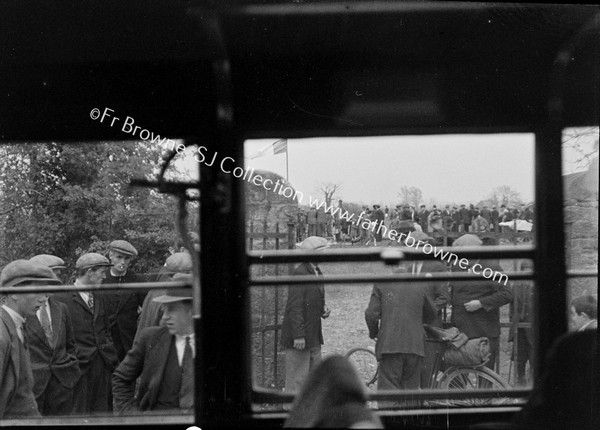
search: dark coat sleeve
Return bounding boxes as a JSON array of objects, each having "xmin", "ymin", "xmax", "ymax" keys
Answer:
[
  {"xmin": 364, "ymin": 285, "xmax": 381, "ymax": 339},
  {"xmin": 112, "ymin": 331, "xmax": 148, "ymax": 414},
  {"xmin": 286, "ymin": 284, "xmax": 307, "ymax": 339}
]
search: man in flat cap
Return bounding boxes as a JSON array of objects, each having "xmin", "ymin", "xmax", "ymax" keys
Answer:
[
  {"xmin": 280, "ymin": 236, "xmax": 331, "ymax": 393},
  {"xmin": 54, "ymin": 253, "xmax": 118, "ymax": 414},
  {"xmin": 112, "ymin": 275, "xmax": 194, "ymax": 414},
  {"xmin": 136, "ymin": 252, "xmax": 193, "ymax": 338},
  {"xmin": 24, "ymin": 254, "xmax": 81, "ymax": 415},
  {"xmin": 1, "ymin": 260, "xmax": 60, "ymax": 418},
  {"xmin": 103, "ymin": 240, "xmax": 146, "ymax": 362}
]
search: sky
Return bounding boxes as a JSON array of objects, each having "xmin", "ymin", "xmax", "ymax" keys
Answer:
[{"xmin": 243, "ymin": 134, "xmax": 536, "ymax": 207}]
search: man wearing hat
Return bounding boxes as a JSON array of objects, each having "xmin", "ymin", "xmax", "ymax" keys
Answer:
[
  {"xmin": 364, "ymin": 237, "xmax": 437, "ymax": 402},
  {"xmin": 1, "ymin": 259, "xmax": 60, "ymax": 418},
  {"xmin": 450, "ymin": 234, "xmax": 512, "ymax": 371},
  {"xmin": 102, "ymin": 240, "xmax": 146, "ymax": 362},
  {"xmin": 54, "ymin": 253, "xmax": 118, "ymax": 414},
  {"xmin": 112, "ymin": 275, "xmax": 194, "ymax": 414},
  {"xmin": 136, "ymin": 252, "xmax": 193, "ymax": 338},
  {"xmin": 280, "ymin": 236, "xmax": 331, "ymax": 393},
  {"xmin": 371, "ymin": 205, "xmax": 385, "ymax": 242},
  {"xmin": 24, "ymin": 254, "xmax": 81, "ymax": 416},
  {"xmin": 29, "ymin": 254, "xmax": 67, "ymax": 283}
]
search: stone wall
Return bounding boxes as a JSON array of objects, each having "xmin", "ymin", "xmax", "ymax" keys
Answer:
[{"xmin": 564, "ymin": 155, "xmax": 599, "ymax": 299}]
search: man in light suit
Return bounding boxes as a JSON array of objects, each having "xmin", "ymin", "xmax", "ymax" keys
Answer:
[
  {"xmin": 112, "ymin": 275, "xmax": 195, "ymax": 414},
  {"xmin": 24, "ymin": 254, "xmax": 81, "ymax": 415},
  {"xmin": 280, "ymin": 236, "xmax": 331, "ymax": 393},
  {"xmin": 1, "ymin": 260, "xmax": 60, "ymax": 419},
  {"xmin": 54, "ymin": 253, "xmax": 118, "ymax": 414}
]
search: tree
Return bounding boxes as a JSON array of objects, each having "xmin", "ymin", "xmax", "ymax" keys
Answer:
[
  {"xmin": 398, "ymin": 186, "xmax": 423, "ymax": 208},
  {"xmin": 488, "ymin": 185, "xmax": 523, "ymax": 208},
  {"xmin": 0, "ymin": 141, "xmax": 191, "ymax": 276},
  {"xmin": 562, "ymin": 126, "xmax": 599, "ymax": 172},
  {"xmin": 317, "ymin": 182, "xmax": 342, "ymax": 207}
]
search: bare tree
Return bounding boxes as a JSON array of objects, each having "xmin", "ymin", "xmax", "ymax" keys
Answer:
[
  {"xmin": 318, "ymin": 182, "xmax": 342, "ymax": 207},
  {"xmin": 489, "ymin": 185, "xmax": 523, "ymax": 207},
  {"xmin": 563, "ymin": 126, "xmax": 599, "ymax": 171},
  {"xmin": 398, "ymin": 186, "xmax": 423, "ymax": 207}
]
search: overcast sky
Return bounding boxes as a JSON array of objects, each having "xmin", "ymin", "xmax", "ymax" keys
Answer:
[{"xmin": 244, "ymin": 134, "xmax": 536, "ymax": 207}]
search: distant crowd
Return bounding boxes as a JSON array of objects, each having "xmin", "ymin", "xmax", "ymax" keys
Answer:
[{"xmin": 296, "ymin": 201, "xmax": 535, "ymax": 244}]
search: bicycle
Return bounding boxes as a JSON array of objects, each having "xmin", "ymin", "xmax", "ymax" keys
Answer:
[{"xmin": 345, "ymin": 334, "xmax": 510, "ymax": 407}]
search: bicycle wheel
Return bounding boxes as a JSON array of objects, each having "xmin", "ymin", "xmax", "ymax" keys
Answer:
[
  {"xmin": 345, "ymin": 347, "xmax": 378, "ymax": 389},
  {"xmin": 436, "ymin": 366, "xmax": 512, "ymax": 406}
]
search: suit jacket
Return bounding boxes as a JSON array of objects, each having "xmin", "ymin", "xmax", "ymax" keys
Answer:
[
  {"xmin": 365, "ymin": 280, "xmax": 437, "ymax": 360},
  {"xmin": 112, "ymin": 326, "xmax": 183, "ymax": 414},
  {"xmin": 53, "ymin": 291, "xmax": 118, "ymax": 374},
  {"xmin": 0, "ymin": 308, "xmax": 39, "ymax": 418},
  {"xmin": 280, "ymin": 263, "xmax": 325, "ymax": 350},
  {"xmin": 103, "ymin": 271, "xmax": 147, "ymax": 361},
  {"xmin": 24, "ymin": 298, "xmax": 81, "ymax": 397},
  {"xmin": 421, "ymin": 261, "xmax": 450, "ymax": 327},
  {"xmin": 450, "ymin": 262, "xmax": 513, "ymax": 339}
]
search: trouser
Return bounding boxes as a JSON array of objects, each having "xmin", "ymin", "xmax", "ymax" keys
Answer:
[
  {"xmin": 512, "ymin": 329, "xmax": 533, "ymax": 385},
  {"xmin": 35, "ymin": 373, "xmax": 75, "ymax": 416},
  {"xmin": 485, "ymin": 336, "xmax": 500, "ymax": 372},
  {"xmin": 378, "ymin": 353, "xmax": 422, "ymax": 408},
  {"xmin": 284, "ymin": 346, "xmax": 322, "ymax": 393},
  {"xmin": 421, "ymin": 340, "xmax": 444, "ymax": 388},
  {"xmin": 72, "ymin": 355, "xmax": 113, "ymax": 414}
]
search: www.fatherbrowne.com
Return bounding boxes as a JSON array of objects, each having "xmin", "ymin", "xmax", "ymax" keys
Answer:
[{"xmin": 307, "ymin": 197, "xmax": 508, "ymax": 286}]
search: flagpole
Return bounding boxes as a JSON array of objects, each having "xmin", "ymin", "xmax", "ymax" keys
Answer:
[{"xmin": 286, "ymin": 147, "xmax": 289, "ymax": 182}]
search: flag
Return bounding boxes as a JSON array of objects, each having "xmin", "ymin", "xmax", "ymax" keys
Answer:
[{"xmin": 250, "ymin": 138, "xmax": 287, "ymax": 159}]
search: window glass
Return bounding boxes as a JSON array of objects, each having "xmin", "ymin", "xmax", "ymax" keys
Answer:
[
  {"xmin": 0, "ymin": 141, "xmax": 198, "ymax": 422},
  {"xmin": 245, "ymin": 135, "xmax": 535, "ymax": 406},
  {"xmin": 562, "ymin": 127, "xmax": 599, "ymax": 332}
]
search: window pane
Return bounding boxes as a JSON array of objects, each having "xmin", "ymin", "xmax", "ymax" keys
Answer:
[
  {"xmin": 245, "ymin": 135, "xmax": 535, "ymax": 407},
  {"xmin": 0, "ymin": 141, "xmax": 198, "ymax": 422}
]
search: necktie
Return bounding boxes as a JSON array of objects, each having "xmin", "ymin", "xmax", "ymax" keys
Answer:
[
  {"xmin": 39, "ymin": 301, "xmax": 55, "ymax": 348},
  {"xmin": 20, "ymin": 323, "xmax": 29, "ymax": 349},
  {"xmin": 179, "ymin": 336, "xmax": 194, "ymax": 410},
  {"xmin": 87, "ymin": 292, "xmax": 94, "ymax": 310}
]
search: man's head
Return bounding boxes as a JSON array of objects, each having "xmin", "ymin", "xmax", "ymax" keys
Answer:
[
  {"xmin": 570, "ymin": 295, "xmax": 598, "ymax": 330},
  {"xmin": 1, "ymin": 260, "xmax": 60, "ymax": 317},
  {"xmin": 76, "ymin": 253, "xmax": 112, "ymax": 286},
  {"xmin": 154, "ymin": 278, "xmax": 193, "ymax": 336},
  {"xmin": 29, "ymin": 254, "xmax": 66, "ymax": 282},
  {"xmin": 108, "ymin": 240, "xmax": 138, "ymax": 275}
]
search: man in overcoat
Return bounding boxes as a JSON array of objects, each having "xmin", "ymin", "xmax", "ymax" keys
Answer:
[
  {"xmin": 1, "ymin": 260, "xmax": 60, "ymax": 418},
  {"xmin": 24, "ymin": 253, "xmax": 81, "ymax": 415},
  {"xmin": 281, "ymin": 236, "xmax": 331, "ymax": 393},
  {"xmin": 54, "ymin": 253, "xmax": 118, "ymax": 414}
]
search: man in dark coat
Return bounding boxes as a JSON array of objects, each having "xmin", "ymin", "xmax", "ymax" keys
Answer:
[
  {"xmin": 54, "ymin": 253, "xmax": 118, "ymax": 414},
  {"xmin": 371, "ymin": 205, "xmax": 385, "ymax": 242},
  {"xmin": 450, "ymin": 235, "xmax": 512, "ymax": 371},
  {"xmin": 103, "ymin": 240, "xmax": 146, "ymax": 362},
  {"xmin": 459, "ymin": 204, "xmax": 471, "ymax": 232},
  {"xmin": 112, "ymin": 279, "xmax": 194, "ymax": 414},
  {"xmin": 281, "ymin": 236, "xmax": 331, "ymax": 393},
  {"xmin": 1, "ymin": 260, "xmax": 60, "ymax": 419},
  {"xmin": 365, "ymin": 261, "xmax": 437, "ymax": 395},
  {"xmin": 23, "ymin": 255, "xmax": 81, "ymax": 416}
]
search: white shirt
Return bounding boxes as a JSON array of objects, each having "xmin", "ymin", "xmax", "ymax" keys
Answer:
[
  {"xmin": 2, "ymin": 304, "xmax": 26, "ymax": 344},
  {"xmin": 75, "ymin": 280, "xmax": 91, "ymax": 305},
  {"xmin": 37, "ymin": 299, "xmax": 52, "ymax": 325},
  {"xmin": 175, "ymin": 333, "xmax": 195, "ymax": 366}
]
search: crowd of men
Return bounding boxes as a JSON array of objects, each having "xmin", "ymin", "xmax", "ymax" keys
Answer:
[
  {"xmin": 281, "ymin": 233, "xmax": 597, "ymax": 399},
  {"xmin": 296, "ymin": 200, "xmax": 535, "ymax": 244},
  {"xmin": 0, "ymin": 240, "xmax": 196, "ymax": 418}
]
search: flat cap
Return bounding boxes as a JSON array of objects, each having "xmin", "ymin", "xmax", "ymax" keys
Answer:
[
  {"xmin": 109, "ymin": 240, "xmax": 138, "ymax": 257},
  {"xmin": 76, "ymin": 253, "xmax": 112, "ymax": 270},
  {"xmin": 453, "ymin": 234, "xmax": 483, "ymax": 247},
  {"xmin": 407, "ymin": 231, "xmax": 433, "ymax": 242},
  {"xmin": 164, "ymin": 252, "xmax": 193, "ymax": 274},
  {"xmin": 29, "ymin": 254, "xmax": 66, "ymax": 270},
  {"xmin": 299, "ymin": 236, "xmax": 330, "ymax": 251},
  {"xmin": 152, "ymin": 281, "xmax": 192, "ymax": 303},
  {"xmin": 1, "ymin": 259, "xmax": 61, "ymax": 287}
]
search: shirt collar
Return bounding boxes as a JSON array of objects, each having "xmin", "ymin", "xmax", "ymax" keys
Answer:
[{"xmin": 2, "ymin": 304, "xmax": 25, "ymax": 328}]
